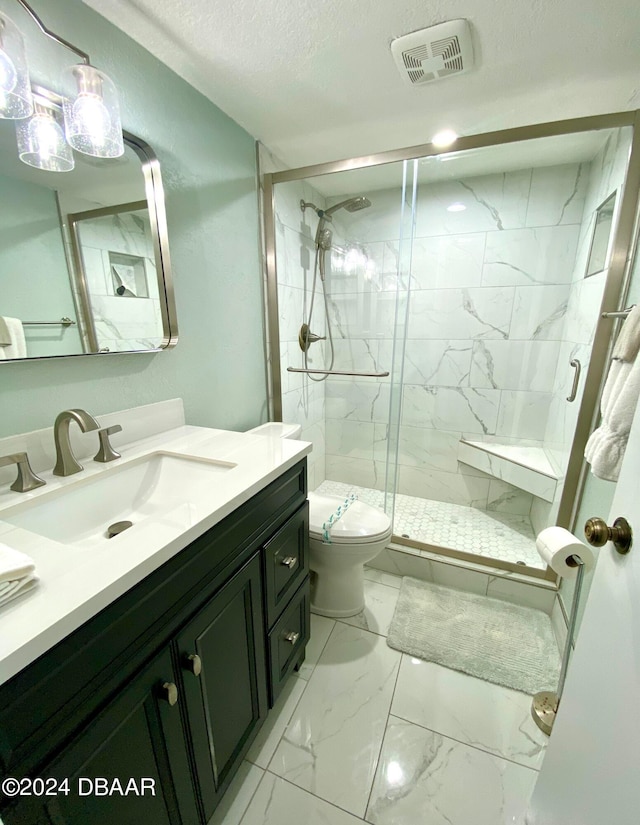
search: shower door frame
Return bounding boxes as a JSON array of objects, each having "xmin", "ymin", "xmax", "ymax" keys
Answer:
[{"xmin": 262, "ymin": 110, "xmax": 640, "ymax": 578}]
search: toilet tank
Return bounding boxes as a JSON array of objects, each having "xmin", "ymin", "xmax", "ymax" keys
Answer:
[{"xmin": 246, "ymin": 422, "xmax": 302, "ymax": 440}]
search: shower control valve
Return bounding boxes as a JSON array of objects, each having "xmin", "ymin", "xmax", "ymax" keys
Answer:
[{"xmin": 298, "ymin": 324, "xmax": 326, "ymax": 352}]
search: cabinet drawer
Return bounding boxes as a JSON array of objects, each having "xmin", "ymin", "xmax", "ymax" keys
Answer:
[
  {"xmin": 267, "ymin": 579, "xmax": 310, "ymax": 704},
  {"xmin": 263, "ymin": 503, "xmax": 309, "ymax": 627}
]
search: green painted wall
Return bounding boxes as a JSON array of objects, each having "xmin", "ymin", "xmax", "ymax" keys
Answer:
[
  {"xmin": 0, "ymin": 172, "xmax": 83, "ymax": 357},
  {"xmin": 0, "ymin": 0, "xmax": 267, "ymax": 435}
]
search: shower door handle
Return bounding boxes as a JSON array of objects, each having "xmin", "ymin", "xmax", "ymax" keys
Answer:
[{"xmin": 566, "ymin": 359, "xmax": 581, "ymax": 402}]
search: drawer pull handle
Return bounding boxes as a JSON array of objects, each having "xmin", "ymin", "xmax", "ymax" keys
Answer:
[
  {"xmin": 283, "ymin": 631, "xmax": 300, "ymax": 645},
  {"xmin": 185, "ymin": 653, "xmax": 202, "ymax": 677},
  {"xmin": 281, "ymin": 556, "xmax": 298, "ymax": 569},
  {"xmin": 161, "ymin": 682, "xmax": 179, "ymax": 706}
]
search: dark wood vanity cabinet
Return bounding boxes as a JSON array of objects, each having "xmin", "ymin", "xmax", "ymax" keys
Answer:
[{"xmin": 0, "ymin": 459, "xmax": 309, "ymax": 825}]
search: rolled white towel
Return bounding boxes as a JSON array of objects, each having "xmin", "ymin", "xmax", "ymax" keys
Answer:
[
  {"xmin": 585, "ymin": 356, "xmax": 640, "ymax": 481},
  {"xmin": 0, "ymin": 543, "xmax": 36, "ymax": 584},
  {"xmin": 0, "ymin": 574, "xmax": 38, "ymax": 608},
  {"xmin": 612, "ymin": 304, "xmax": 640, "ymax": 362}
]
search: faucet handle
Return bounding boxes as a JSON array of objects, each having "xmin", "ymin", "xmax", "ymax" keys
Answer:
[
  {"xmin": 0, "ymin": 452, "xmax": 46, "ymax": 493},
  {"xmin": 93, "ymin": 425, "xmax": 123, "ymax": 463}
]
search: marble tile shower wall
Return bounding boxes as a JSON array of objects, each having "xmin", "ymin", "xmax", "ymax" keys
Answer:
[
  {"xmin": 531, "ymin": 129, "xmax": 632, "ymax": 533},
  {"xmin": 324, "ymin": 163, "xmax": 590, "ymax": 513},
  {"xmin": 76, "ymin": 213, "xmax": 163, "ymax": 352},
  {"xmin": 274, "ymin": 180, "xmax": 330, "ymax": 490}
]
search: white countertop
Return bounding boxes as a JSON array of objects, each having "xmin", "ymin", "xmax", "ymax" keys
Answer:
[{"xmin": 0, "ymin": 425, "xmax": 311, "ymax": 685}]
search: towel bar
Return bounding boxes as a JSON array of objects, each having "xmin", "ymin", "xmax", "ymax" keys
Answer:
[
  {"xmin": 287, "ymin": 367, "xmax": 389, "ymax": 377},
  {"xmin": 23, "ymin": 317, "xmax": 76, "ymax": 327},
  {"xmin": 601, "ymin": 305, "xmax": 636, "ymax": 319}
]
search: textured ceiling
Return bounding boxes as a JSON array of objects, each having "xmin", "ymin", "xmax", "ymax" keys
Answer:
[{"xmin": 83, "ymin": 0, "xmax": 640, "ymax": 169}]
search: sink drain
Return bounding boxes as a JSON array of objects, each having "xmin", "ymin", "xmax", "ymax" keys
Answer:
[{"xmin": 107, "ymin": 520, "xmax": 133, "ymax": 539}]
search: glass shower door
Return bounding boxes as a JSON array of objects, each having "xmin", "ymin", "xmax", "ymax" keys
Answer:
[{"xmin": 272, "ymin": 160, "xmax": 418, "ymax": 528}]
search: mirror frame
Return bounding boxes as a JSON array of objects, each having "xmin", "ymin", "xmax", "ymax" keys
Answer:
[{"xmin": 1, "ymin": 85, "xmax": 178, "ymax": 361}]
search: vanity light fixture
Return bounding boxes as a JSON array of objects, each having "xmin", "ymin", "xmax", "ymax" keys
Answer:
[
  {"xmin": 61, "ymin": 63, "xmax": 123, "ymax": 158},
  {"xmin": 0, "ymin": 12, "xmax": 32, "ymax": 119},
  {"xmin": 16, "ymin": 94, "xmax": 74, "ymax": 171},
  {"xmin": 1, "ymin": 0, "xmax": 123, "ymax": 170},
  {"xmin": 447, "ymin": 202, "xmax": 466, "ymax": 212},
  {"xmin": 432, "ymin": 129, "xmax": 458, "ymax": 148}
]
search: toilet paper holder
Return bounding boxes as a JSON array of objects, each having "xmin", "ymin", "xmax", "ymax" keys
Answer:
[{"xmin": 584, "ymin": 516, "xmax": 632, "ymax": 554}]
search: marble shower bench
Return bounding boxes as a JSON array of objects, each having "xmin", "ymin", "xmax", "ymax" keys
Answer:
[{"xmin": 457, "ymin": 439, "xmax": 560, "ymax": 502}]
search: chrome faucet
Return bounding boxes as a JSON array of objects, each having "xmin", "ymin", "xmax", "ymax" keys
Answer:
[{"xmin": 53, "ymin": 409, "xmax": 100, "ymax": 476}]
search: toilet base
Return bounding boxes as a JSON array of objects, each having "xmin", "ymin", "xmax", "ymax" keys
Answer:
[
  {"xmin": 310, "ymin": 602, "xmax": 364, "ymax": 619},
  {"xmin": 309, "ymin": 562, "xmax": 367, "ymax": 617}
]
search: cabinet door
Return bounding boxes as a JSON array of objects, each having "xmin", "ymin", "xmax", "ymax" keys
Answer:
[
  {"xmin": 2, "ymin": 647, "xmax": 199, "ymax": 825},
  {"xmin": 176, "ymin": 552, "xmax": 267, "ymax": 822}
]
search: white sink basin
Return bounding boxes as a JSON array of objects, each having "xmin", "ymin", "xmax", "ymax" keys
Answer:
[{"xmin": 2, "ymin": 451, "xmax": 236, "ymax": 547}]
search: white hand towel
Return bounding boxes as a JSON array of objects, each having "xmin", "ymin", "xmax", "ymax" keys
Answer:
[
  {"xmin": 0, "ymin": 574, "xmax": 38, "ymax": 608},
  {"xmin": 612, "ymin": 304, "xmax": 640, "ymax": 362},
  {"xmin": 0, "ymin": 543, "xmax": 36, "ymax": 584},
  {"xmin": 0, "ymin": 316, "xmax": 27, "ymax": 358},
  {"xmin": 585, "ymin": 356, "xmax": 640, "ymax": 481},
  {"xmin": 0, "ymin": 316, "xmax": 11, "ymax": 345}
]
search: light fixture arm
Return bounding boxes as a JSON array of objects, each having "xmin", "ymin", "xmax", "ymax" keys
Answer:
[{"xmin": 14, "ymin": 0, "xmax": 90, "ymax": 65}]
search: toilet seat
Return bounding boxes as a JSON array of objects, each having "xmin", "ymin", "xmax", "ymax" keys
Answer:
[{"xmin": 308, "ymin": 492, "xmax": 392, "ymax": 545}]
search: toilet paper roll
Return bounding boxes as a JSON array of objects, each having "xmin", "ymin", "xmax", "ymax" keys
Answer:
[{"xmin": 536, "ymin": 526, "xmax": 595, "ymax": 579}]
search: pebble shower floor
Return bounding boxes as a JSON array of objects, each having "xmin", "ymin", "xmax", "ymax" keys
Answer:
[{"xmin": 315, "ymin": 480, "xmax": 543, "ymax": 569}]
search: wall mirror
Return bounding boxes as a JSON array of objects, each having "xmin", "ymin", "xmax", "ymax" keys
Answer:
[
  {"xmin": 585, "ymin": 191, "xmax": 617, "ymax": 278},
  {"xmin": 0, "ymin": 88, "xmax": 177, "ymax": 361}
]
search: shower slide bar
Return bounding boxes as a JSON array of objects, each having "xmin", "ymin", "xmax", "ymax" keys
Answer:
[
  {"xmin": 287, "ymin": 367, "xmax": 389, "ymax": 377},
  {"xmin": 601, "ymin": 305, "xmax": 636, "ymax": 318}
]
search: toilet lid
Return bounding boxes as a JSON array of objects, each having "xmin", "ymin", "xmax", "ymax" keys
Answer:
[{"xmin": 308, "ymin": 492, "xmax": 392, "ymax": 542}]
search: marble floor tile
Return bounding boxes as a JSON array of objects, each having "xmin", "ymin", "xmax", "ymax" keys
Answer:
[
  {"xmin": 339, "ymin": 579, "xmax": 400, "ymax": 637},
  {"xmin": 269, "ymin": 622, "xmax": 401, "ymax": 817},
  {"xmin": 365, "ymin": 716, "xmax": 537, "ymax": 825},
  {"xmin": 208, "ymin": 760, "xmax": 263, "ymax": 825},
  {"xmin": 240, "ymin": 772, "xmax": 365, "ymax": 825},
  {"xmin": 246, "ymin": 676, "xmax": 307, "ymax": 769},
  {"xmin": 391, "ymin": 657, "xmax": 547, "ymax": 769},
  {"xmin": 297, "ymin": 613, "xmax": 336, "ymax": 681},
  {"xmin": 364, "ymin": 568, "xmax": 403, "ymax": 589}
]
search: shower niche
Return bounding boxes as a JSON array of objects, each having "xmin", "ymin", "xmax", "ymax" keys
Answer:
[{"xmin": 263, "ymin": 118, "xmax": 636, "ymax": 577}]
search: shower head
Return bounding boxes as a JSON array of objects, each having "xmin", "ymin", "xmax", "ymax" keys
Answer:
[{"xmin": 323, "ymin": 196, "xmax": 372, "ymax": 217}]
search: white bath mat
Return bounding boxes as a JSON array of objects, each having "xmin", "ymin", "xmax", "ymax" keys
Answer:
[{"xmin": 387, "ymin": 576, "xmax": 561, "ymax": 695}]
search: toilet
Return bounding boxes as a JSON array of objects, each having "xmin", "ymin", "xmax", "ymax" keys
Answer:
[
  {"xmin": 247, "ymin": 422, "xmax": 393, "ymax": 617},
  {"xmin": 306, "ymin": 492, "xmax": 392, "ymax": 617}
]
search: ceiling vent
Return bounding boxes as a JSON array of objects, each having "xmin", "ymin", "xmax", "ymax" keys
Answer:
[{"xmin": 391, "ymin": 20, "xmax": 474, "ymax": 86}]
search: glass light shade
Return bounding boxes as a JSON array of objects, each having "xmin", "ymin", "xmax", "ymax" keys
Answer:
[
  {"xmin": 62, "ymin": 64, "xmax": 124, "ymax": 158},
  {"xmin": 0, "ymin": 13, "xmax": 33, "ymax": 119},
  {"xmin": 16, "ymin": 99, "xmax": 74, "ymax": 172}
]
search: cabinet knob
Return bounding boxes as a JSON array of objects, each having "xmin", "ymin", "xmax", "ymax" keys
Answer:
[
  {"xmin": 184, "ymin": 653, "xmax": 202, "ymax": 677},
  {"xmin": 161, "ymin": 681, "xmax": 179, "ymax": 706},
  {"xmin": 584, "ymin": 516, "xmax": 633, "ymax": 554},
  {"xmin": 283, "ymin": 631, "xmax": 300, "ymax": 645},
  {"xmin": 281, "ymin": 556, "xmax": 298, "ymax": 569}
]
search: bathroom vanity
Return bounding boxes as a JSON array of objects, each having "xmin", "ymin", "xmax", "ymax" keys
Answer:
[{"xmin": 0, "ymin": 407, "xmax": 310, "ymax": 824}]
